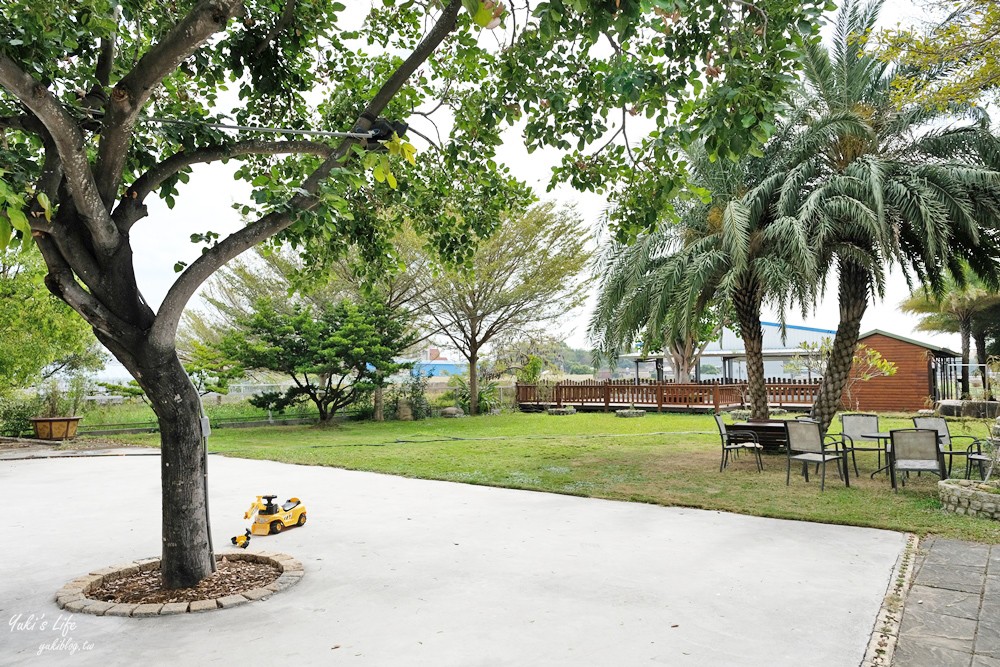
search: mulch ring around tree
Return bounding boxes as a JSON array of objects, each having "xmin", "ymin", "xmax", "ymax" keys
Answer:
[
  {"xmin": 56, "ymin": 552, "xmax": 304, "ymax": 616},
  {"xmin": 92, "ymin": 557, "xmax": 281, "ymax": 604}
]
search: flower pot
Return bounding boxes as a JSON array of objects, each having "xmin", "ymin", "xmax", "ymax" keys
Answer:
[{"xmin": 30, "ymin": 416, "xmax": 81, "ymax": 440}]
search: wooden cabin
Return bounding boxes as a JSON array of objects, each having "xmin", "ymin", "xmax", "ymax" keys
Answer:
[{"xmin": 846, "ymin": 330, "xmax": 960, "ymax": 412}]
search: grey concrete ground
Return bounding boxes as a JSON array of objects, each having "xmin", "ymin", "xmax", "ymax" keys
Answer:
[
  {"xmin": 895, "ymin": 537, "xmax": 1000, "ymax": 667},
  {"xmin": 0, "ymin": 455, "xmax": 904, "ymax": 666}
]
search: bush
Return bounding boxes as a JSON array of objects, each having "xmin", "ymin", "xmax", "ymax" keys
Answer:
[
  {"xmin": 0, "ymin": 395, "xmax": 43, "ymax": 437},
  {"xmin": 447, "ymin": 374, "xmax": 502, "ymax": 414},
  {"xmin": 387, "ymin": 373, "xmax": 431, "ymax": 420}
]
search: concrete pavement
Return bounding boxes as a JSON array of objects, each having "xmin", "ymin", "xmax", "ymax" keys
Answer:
[{"xmin": 0, "ymin": 455, "xmax": 905, "ymax": 666}]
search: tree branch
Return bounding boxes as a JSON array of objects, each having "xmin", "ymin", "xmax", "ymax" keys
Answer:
[
  {"xmin": 113, "ymin": 139, "xmax": 335, "ymax": 229},
  {"xmin": 0, "ymin": 53, "xmax": 120, "ymax": 251},
  {"xmin": 95, "ymin": 0, "xmax": 245, "ymax": 207},
  {"xmin": 253, "ymin": 0, "xmax": 297, "ymax": 56},
  {"xmin": 147, "ymin": 0, "xmax": 463, "ymax": 351}
]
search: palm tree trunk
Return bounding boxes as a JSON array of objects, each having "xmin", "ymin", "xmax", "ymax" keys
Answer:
[
  {"xmin": 960, "ymin": 319, "xmax": 972, "ymax": 399},
  {"xmin": 975, "ymin": 332, "xmax": 991, "ymax": 400},
  {"xmin": 812, "ymin": 261, "xmax": 868, "ymax": 433},
  {"xmin": 733, "ymin": 287, "xmax": 768, "ymax": 420}
]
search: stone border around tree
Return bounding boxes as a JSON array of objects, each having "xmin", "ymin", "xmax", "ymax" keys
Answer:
[
  {"xmin": 54, "ymin": 551, "xmax": 303, "ymax": 617},
  {"xmin": 939, "ymin": 479, "xmax": 1000, "ymax": 519}
]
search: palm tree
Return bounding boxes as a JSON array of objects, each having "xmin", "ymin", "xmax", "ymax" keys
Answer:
[
  {"xmin": 772, "ymin": 0, "xmax": 1000, "ymax": 431},
  {"xmin": 901, "ymin": 275, "xmax": 1000, "ymax": 398},
  {"xmin": 589, "ymin": 147, "xmax": 814, "ymax": 419}
]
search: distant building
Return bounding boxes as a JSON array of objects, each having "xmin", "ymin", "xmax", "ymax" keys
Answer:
[{"xmin": 397, "ymin": 347, "xmax": 469, "ymax": 379}]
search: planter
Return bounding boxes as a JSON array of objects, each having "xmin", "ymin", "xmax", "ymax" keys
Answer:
[
  {"xmin": 615, "ymin": 409, "xmax": 646, "ymax": 418},
  {"xmin": 939, "ymin": 479, "xmax": 1000, "ymax": 520},
  {"xmin": 547, "ymin": 407, "xmax": 576, "ymax": 416},
  {"xmin": 30, "ymin": 416, "xmax": 81, "ymax": 440}
]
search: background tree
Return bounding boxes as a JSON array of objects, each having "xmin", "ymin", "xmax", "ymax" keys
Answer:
[
  {"xmin": 880, "ymin": 0, "xmax": 1000, "ymax": 106},
  {"xmin": 219, "ymin": 298, "xmax": 414, "ymax": 424},
  {"xmin": 901, "ymin": 275, "xmax": 1000, "ymax": 398},
  {"xmin": 768, "ymin": 0, "xmax": 1000, "ymax": 432},
  {"xmin": 418, "ymin": 203, "xmax": 592, "ymax": 415},
  {"xmin": 0, "ymin": 245, "xmax": 104, "ymax": 393}
]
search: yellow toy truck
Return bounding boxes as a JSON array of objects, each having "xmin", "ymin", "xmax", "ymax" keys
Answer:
[{"xmin": 245, "ymin": 495, "xmax": 307, "ymax": 535}]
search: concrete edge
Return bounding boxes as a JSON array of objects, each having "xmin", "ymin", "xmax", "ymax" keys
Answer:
[
  {"xmin": 860, "ymin": 533, "xmax": 918, "ymax": 667},
  {"xmin": 54, "ymin": 551, "xmax": 302, "ymax": 617}
]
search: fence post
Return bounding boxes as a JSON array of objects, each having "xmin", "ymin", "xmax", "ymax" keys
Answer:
[
  {"xmin": 713, "ymin": 384, "xmax": 720, "ymax": 414},
  {"xmin": 657, "ymin": 384, "xmax": 663, "ymax": 412},
  {"xmin": 556, "ymin": 382, "xmax": 563, "ymax": 408},
  {"xmin": 604, "ymin": 381, "xmax": 610, "ymax": 412}
]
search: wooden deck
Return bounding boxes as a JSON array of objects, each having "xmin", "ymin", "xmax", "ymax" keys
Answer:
[{"xmin": 516, "ymin": 380, "xmax": 819, "ymax": 413}]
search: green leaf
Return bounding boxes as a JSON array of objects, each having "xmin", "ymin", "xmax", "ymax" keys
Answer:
[
  {"xmin": 37, "ymin": 192, "xmax": 52, "ymax": 222},
  {"xmin": 7, "ymin": 207, "xmax": 29, "ymax": 234}
]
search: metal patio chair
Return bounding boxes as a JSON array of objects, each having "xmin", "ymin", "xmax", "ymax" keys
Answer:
[
  {"xmin": 784, "ymin": 419, "xmax": 849, "ymax": 491},
  {"xmin": 715, "ymin": 414, "xmax": 763, "ymax": 472},
  {"xmin": 889, "ymin": 429, "xmax": 948, "ymax": 491},
  {"xmin": 913, "ymin": 416, "xmax": 987, "ymax": 478},
  {"xmin": 840, "ymin": 413, "xmax": 881, "ymax": 475}
]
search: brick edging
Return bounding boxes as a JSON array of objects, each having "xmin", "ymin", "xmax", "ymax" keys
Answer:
[
  {"xmin": 861, "ymin": 533, "xmax": 918, "ymax": 667},
  {"xmin": 55, "ymin": 551, "xmax": 303, "ymax": 617}
]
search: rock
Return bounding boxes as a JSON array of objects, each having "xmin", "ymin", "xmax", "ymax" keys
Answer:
[{"xmin": 441, "ymin": 407, "xmax": 464, "ymax": 418}]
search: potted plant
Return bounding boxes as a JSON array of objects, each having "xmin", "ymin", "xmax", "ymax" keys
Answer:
[{"xmin": 30, "ymin": 379, "xmax": 85, "ymax": 440}]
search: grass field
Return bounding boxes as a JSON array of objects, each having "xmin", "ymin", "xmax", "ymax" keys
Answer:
[{"xmin": 100, "ymin": 411, "xmax": 1000, "ymax": 543}]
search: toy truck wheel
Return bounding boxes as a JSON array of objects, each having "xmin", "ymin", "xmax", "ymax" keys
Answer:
[
  {"xmin": 270, "ymin": 521, "xmax": 284, "ymax": 534},
  {"xmin": 297, "ymin": 513, "xmax": 307, "ymax": 526}
]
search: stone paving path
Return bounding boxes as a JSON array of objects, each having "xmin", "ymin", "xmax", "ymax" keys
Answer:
[{"xmin": 895, "ymin": 536, "xmax": 1000, "ymax": 666}]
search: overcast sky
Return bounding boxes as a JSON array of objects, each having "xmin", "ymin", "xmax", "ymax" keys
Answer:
[{"xmin": 119, "ymin": 0, "xmax": 967, "ymax": 377}]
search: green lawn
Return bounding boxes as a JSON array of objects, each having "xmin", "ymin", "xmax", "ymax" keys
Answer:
[{"xmin": 100, "ymin": 411, "xmax": 1000, "ymax": 543}]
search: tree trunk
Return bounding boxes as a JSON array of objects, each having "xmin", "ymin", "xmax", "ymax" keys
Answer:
[
  {"xmin": 468, "ymin": 352, "xmax": 479, "ymax": 416},
  {"xmin": 811, "ymin": 261, "xmax": 868, "ymax": 434},
  {"xmin": 975, "ymin": 332, "xmax": 991, "ymax": 400},
  {"xmin": 733, "ymin": 288, "xmax": 768, "ymax": 420},
  {"xmin": 960, "ymin": 319, "xmax": 972, "ymax": 399},
  {"xmin": 373, "ymin": 384, "xmax": 384, "ymax": 421},
  {"xmin": 110, "ymin": 340, "xmax": 214, "ymax": 589}
]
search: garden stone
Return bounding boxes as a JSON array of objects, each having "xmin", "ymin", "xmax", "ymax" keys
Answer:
[{"xmin": 441, "ymin": 407, "xmax": 464, "ymax": 418}]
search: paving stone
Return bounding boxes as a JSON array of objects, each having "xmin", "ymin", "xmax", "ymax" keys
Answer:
[
  {"xmin": 159, "ymin": 602, "xmax": 189, "ymax": 615},
  {"xmin": 82, "ymin": 600, "xmax": 116, "ymax": 616},
  {"xmin": 972, "ymin": 655, "xmax": 1000, "ymax": 667},
  {"xmin": 104, "ymin": 603, "xmax": 138, "ymax": 617},
  {"xmin": 974, "ymin": 618, "xmax": 1000, "ymax": 656},
  {"xmin": 984, "ymin": 575, "xmax": 1000, "ymax": 598},
  {"xmin": 217, "ymin": 594, "xmax": 249, "ymax": 609},
  {"xmin": 908, "ymin": 584, "xmax": 983, "ymax": 620},
  {"xmin": 893, "ymin": 638, "xmax": 973, "ymax": 667},
  {"xmin": 56, "ymin": 593, "xmax": 84, "ymax": 607},
  {"xmin": 62, "ymin": 599, "xmax": 91, "ymax": 613},
  {"xmin": 188, "ymin": 599, "xmax": 218, "ymax": 613},
  {"xmin": 242, "ymin": 588, "xmax": 271, "ymax": 601},
  {"xmin": 898, "ymin": 607, "xmax": 977, "ymax": 653},
  {"xmin": 132, "ymin": 603, "xmax": 164, "ymax": 617},
  {"xmin": 915, "ymin": 563, "xmax": 987, "ymax": 594},
  {"xmin": 925, "ymin": 540, "xmax": 991, "ymax": 568}
]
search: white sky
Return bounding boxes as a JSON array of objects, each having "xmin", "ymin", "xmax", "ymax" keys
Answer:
[{"xmin": 121, "ymin": 0, "xmax": 969, "ymax": 376}]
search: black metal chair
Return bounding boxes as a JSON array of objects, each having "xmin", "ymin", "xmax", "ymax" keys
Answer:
[
  {"xmin": 784, "ymin": 419, "xmax": 849, "ymax": 491},
  {"xmin": 840, "ymin": 413, "xmax": 881, "ymax": 475},
  {"xmin": 913, "ymin": 416, "xmax": 987, "ymax": 478},
  {"xmin": 889, "ymin": 429, "xmax": 947, "ymax": 492},
  {"xmin": 714, "ymin": 414, "xmax": 763, "ymax": 472}
]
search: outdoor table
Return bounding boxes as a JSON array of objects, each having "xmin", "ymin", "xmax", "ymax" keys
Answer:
[
  {"xmin": 732, "ymin": 421, "xmax": 788, "ymax": 454},
  {"xmin": 862, "ymin": 433, "xmax": 892, "ymax": 478}
]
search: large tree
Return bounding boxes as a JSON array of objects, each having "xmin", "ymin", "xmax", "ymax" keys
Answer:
[
  {"xmin": 419, "ymin": 203, "xmax": 591, "ymax": 415},
  {"xmin": 590, "ymin": 146, "xmax": 814, "ymax": 419},
  {"xmin": 0, "ymin": 0, "xmax": 832, "ymax": 586},
  {"xmin": 771, "ymin": 0, "xmax": 1000, "ymax": 432}
]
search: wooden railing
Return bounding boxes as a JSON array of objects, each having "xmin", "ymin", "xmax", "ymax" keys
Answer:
[{"xmin": 515, "ymin": 379, "xmax": 819, "ymax": 412}]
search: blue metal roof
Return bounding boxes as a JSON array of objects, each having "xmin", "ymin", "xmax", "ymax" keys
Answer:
[{"xmin": 760, "ymin": 321, "xmax": 837, "ymax": 335}]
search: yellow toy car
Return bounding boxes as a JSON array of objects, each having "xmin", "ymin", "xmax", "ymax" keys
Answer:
[{"xmin": 245, "ymin": 495, "xmax": 307, "ymax": 535}]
